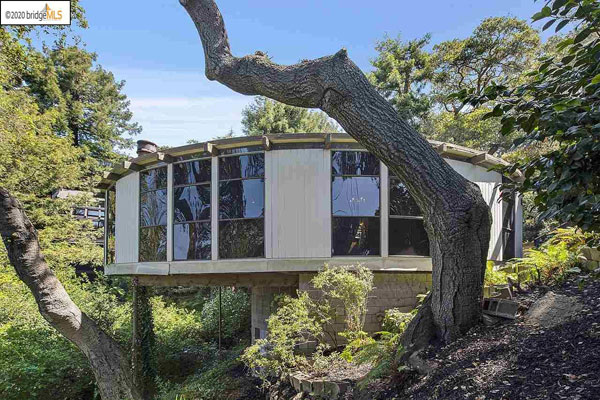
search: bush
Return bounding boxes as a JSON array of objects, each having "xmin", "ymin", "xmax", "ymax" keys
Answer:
[
  {"xmin": 200, "ymin": 287, "xmax": 250, "ymax": 345},
  {"xmin": 241, "ymin": 292, "xmax": 328, "ymax": 382},
  {"xmin": 312, "ymin": 265, "xmax": 374, "ymax": 336},
  {"xmin": 381, "ymin": 308, "xmax": 414, "ymax": 334},
  {"xmin": 241, "ymin": 265, "xmax": 375, "ymax": 384}
]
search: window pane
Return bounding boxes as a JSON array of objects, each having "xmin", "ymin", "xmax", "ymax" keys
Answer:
[
  {"xmin": 219, "ymin": 179, "xmax": 264, "ymax": 219},
  {"xmin": 140, "ymin": 167, "xmax": 167, "ymax": 192},
  {"xmin": 174, "ymin": 160, "xmax": 211, "ymax": 185},
  {"xmin": 139, "ymin": 226, "xmax": 167, "ymax": 261},
  {"xmin": 219, "ymin": 154, "xmax": 264, "ymax": 180},
  {"xmin": 332, "ymin": 151, "xmax": 380, "ymax": 176},
  {"xmin": 332, "ymin": 177, "xmax": 380, "ymax": 217},
  {"xmin": 332, "ymin": 217, "xmax": 380, "ymax": 256},
  {"xmin": 87, "ymin": 209, "xmax": 100, "ymax": 217},
  {"xmin": 174, "ymin": 185, "xmax": 211, "ymax": 222},
  {"xmin": 140, "ymin": 189, "xmax": 167, "ymax": 227},
  {"xmin": 389, "ymin": 218, "xmax": 430, "ymax": 256},
  {"xmin": 174, "ymin": 222, "xmax": 211, "ymax": 260},
  {"xmin": 74, "ymin": 208, "xmax": 85, "ymax": 216},
  {"xmin": 219, "ymin": 219, "xmax": 264, "ymax": 259},
  {"xmin": 106, "ymin": 190, "xmax": 116, "ymax": 265},
  {"xmin": 390, "ymin": 178, "xmax": 421, "ymax": 216}
]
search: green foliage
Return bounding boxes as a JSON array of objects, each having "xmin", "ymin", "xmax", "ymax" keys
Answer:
[
  {"xmin": 241, "ymin": 291, "xmax": 327, "ymax": 382},
  {"xmin": 200, "ymin": 288, "xmax": 251, "ymax": 345},
  {"xmin": 241, "ymin": 266, "xmax": 375, "ymax": 384},
  {"xmin": 458, "ymin": 0, "xmax": 600, "ymax": 231},
  {"xmin": 484, "ymin": 261, "xmax": 515, "ymax": 286},
  {"xmin": 312, "ymin": 265, "xmax": 374, "ymax": 335},
  {"xmin": 381, "ymin": 308, "xmax": 414, "ymax": 335},
  {"xmin": 353, "ymin": 331, "xmax": 404, "ymax": 385},
  {"xmin": 241, "ymin": 96, "xmax": 341, "ymax": 135},
  {"xmin": 369, "ymin": 34, "xmax": 435, "ymax": 129},
  {"xmin": 158, "ymin": 346, "xmax": 258, "ymax": 400},
  {"xmin": 432, "ymin": 17, "xmax": 540, "ymax": 115},
  {"xmin": 512, "ymin": 242, "xmax": 576, "ymax": 285}
]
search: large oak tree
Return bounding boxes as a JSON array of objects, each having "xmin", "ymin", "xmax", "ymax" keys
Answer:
[{"xmin": 178, "ymin": 0, "xmax": 491, "ymax": 348}]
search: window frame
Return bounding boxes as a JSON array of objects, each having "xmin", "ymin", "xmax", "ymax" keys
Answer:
[
  {"xmin": 217, "ymin": 151, "xmax": 266, "ymax": 259},
  {"xmin": 330, "ymin": 149, "xmax": 382, "ymax": 257},
  {"xmin": 172, "ymin": 156, "xmax": 212, "ymax": 261}
]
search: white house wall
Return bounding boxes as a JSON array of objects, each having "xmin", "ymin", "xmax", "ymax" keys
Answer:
[
  {"xmin": 115, "ymin": 172, "xmax": 139, "ymax": 263},
  {"xmin": 266, "ymin": 149, "xmax": 331, "ymax": 258},
  {"xmin": 111, "ymin": 151, "xmax": 511, "ymax": 267}
]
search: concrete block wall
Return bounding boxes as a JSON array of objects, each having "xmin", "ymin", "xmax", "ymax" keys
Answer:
[
  {"xmin": 251, "ymin": 285, "xmax": 297, "ymax": 342},
  {"xmin": 299, "ymin": 272, "xmax": 432, "ymax": 343}
]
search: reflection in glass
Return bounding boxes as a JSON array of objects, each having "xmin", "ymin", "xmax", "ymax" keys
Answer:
[
  {"xmin": 389, "ymin": 178, "xmax": 421, "ymax": 216},
  {"xmin": 219, "ymin": 179, "xmax": 264, "ymax": 219},
  {"xmin": 174, "ymin": 222, "xmax": 211, "ymax": 260},
  {"xmin": 106, "ymin": 190, "xmax": 116, "ymax": 264},
  {"xmin": 140, "ymin": 168, "xmax": 167, "ymax": 192},
  {"xmin": 219, "ymin": 219, "xmax": 264, "ymax": 259},
  {"xmin": 140, "ymin": 189, "xmax": 167, "ymax": 227},
  {"xmin": 174, "ymin": 185, "xmax": 211, "ymax": 222},
  {"xmin": 139, "ymin": 226, "xmax": 167, "ymax": 261},
  {"xmin": 332, "ymin": 217, "xmax": 380, "ymax": 256},
  {"xmin": 389, "ymin": 218, "xmax": 430, "ymax": 256},
  {"xmin": 332, "ymin": 151, "xmax": 380, "ymax": 176},
  {"xmin": 219, "ymin": 154, "xmax": 265, "ymax": 180},
  {"xmin": 332, "ymin": 177, "xmax": 380, "ymax": 217},
  {"xmin": 174, "ymin": 160, "xmax": 211, "ymax": 185}
]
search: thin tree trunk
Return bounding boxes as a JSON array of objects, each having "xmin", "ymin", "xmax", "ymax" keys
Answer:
[
  {"xmin": 179, "ymin": 0, "xmax": 491, "ymax": 347},
  {"xmin": 0, "ymin": 188, "xmax": 142, "ymax": 400}
]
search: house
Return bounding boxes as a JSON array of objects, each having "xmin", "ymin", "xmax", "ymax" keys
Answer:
[{"xmin": 98, "ymin": 134, "xmax": 522, "ymax": 341}]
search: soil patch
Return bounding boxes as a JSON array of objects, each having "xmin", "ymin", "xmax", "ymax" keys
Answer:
[{"xmin": 365, "ymin": 277, "xmax": 600, "ymax": 400}]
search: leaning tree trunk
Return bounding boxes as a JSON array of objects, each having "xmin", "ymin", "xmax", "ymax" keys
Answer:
[
  {"xmin": 179, "ymin": 0, "xmax": 491, "ymax": 348},
  {"xmin": 0, "ymin": 188, "xmax": 142, "ymax": 400}
]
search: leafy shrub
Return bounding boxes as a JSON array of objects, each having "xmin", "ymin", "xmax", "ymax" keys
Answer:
[
  {"xmin": 241, "ymin": 292, "xmax": 328, "ymax": 383},
  {"xmin": 381, "ymin": 308, "xmax": 414, "ymax": 334},
  {"xmin": 484, "ymin": 261, "xmax": 515, "ymax": 287},
  {"xmin": 312, "ymin": 265, "xmax": 374, "ymax": 336},
  {"xmin": 241, "ymin": 265, "xmax": 375, "ymax": 384},
  {"xmin": 200, "ymin": 287, "xmax": 250, "ymax": 345}
]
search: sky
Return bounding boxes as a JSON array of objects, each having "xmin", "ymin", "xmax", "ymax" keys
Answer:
[{"xmin": 74, "ymin": 0, "xmax": 550, "ymax": 150}]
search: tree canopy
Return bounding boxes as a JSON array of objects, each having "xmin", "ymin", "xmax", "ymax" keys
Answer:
[
  {"xmin": 241, "ymin": 96, "xmax": 341, "ymax": 135},
  {"xmin": 458, "ymin": 0, "xmax": 600, "ymax": 232},
  {"xmin": 369, "ymin": 34, "xmax": 434, "ymax": 129},
  {"xmin": 370, "ymin": 16, "xmax": 541, "ymax": 153}
]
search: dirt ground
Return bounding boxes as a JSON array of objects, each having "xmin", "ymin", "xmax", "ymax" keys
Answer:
[{"xmin": 368, "ymin": 276, "xmax": 600, "ymax": 400}]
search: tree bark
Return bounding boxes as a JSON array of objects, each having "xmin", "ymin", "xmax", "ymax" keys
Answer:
[
  {"xmin": 179, "ymin": 0, "xmax": 491, "ymax": 347},
  {"xmin": 0, "ymin": 188, "xmax": 142, "ymax": 400}
]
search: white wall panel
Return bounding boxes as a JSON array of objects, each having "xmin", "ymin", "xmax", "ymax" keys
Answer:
[
  {"xmin": 447, "ymin": 159, "xmax": 502, "ymax": 183},
  {"xmin": 476, "ymin": 181, "xmax": 503, "ymax": 261},
  {"xmin": 115, "ymin": 172, "xmax": 139, "ymax": 263},
  {"xmin": 266, "ymin": 149, "xmax": 331, "ymax": 258}
]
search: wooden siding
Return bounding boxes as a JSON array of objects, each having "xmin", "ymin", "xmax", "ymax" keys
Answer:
[
  {"xmin": 266, "ymin": 149, "xmax": 331, "ymax": 258},
  {"xmin": 115, "ymin": 172, "xmax": 139, "ymax": 263},
  {"xmin": 475, "ymin": 181, "xmax": 503, "ymax": 261}
]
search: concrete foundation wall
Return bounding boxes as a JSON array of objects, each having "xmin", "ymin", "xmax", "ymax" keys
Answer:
[
  {"xmin": 251, "ymin": 285, "xmax": 297, "ymax": 342},
  {"xmin": 250, "ymin": 271, "xmax": 433, "ymax": 345}
]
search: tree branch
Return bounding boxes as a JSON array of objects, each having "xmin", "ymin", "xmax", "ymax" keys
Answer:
[
  {"xmin": 180, "ymin": 0, "xmax": 492, "ymax": 347},
  {"xmin": 0, "ymin": 188, "xmax": 141, "ymax": 400}
]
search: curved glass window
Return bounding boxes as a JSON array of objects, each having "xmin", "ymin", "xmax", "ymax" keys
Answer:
[
  {"xmin": 139, "ymin": 167, "xmax": 168, "ymax": 262},
  {"xmin": 173, "ymin": 159, "xmax": 211, "ymax": 261},
  {"xmin": 331, "ymin": 151, "xmax": 380, "ymax": 256},
  {"xmin": 389, "ymin": 177, "xmax": 429, "ymax": 256},
  {"xmin": 219, "ymin": 153, "xmax": 265, "ymax": 259}
]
